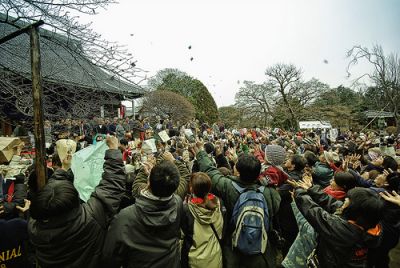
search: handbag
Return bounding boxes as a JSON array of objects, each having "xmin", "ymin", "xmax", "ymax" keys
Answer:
[{"xmin": 210, "ymin": 223, "xmax": 223, "ymax": 248}]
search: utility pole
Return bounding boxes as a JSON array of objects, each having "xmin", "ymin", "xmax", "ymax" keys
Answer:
[
  {"xmin": 0, "ymin": 20, "xmax": 46, "ymax": 189},
  {"xmin": 30, "ymin": 24, "xmax": 47, "ymax": 190},
  {"xmin": 132, "ymin": 99, "xmax": 136, "ymax": 119}
]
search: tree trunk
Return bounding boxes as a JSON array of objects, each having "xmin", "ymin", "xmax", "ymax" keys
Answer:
[{"xmin": 281, "ymin": 94, "xmax": 297, "ymax": 130}]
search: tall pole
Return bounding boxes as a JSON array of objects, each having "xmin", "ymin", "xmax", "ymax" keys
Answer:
[
  {"xmin": 30, "ymin": 25, "xmax": 47, "ymax": 190},
  {"xmin": 132, "ymin": 99, "xmax": 136, "ymax": 119}
]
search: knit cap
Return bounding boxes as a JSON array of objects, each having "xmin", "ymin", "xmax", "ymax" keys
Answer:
[
  {"xmin": 265, "ymin": 145, "xmax": 286, "ymax": 166},
  {"xmin": 302, "ymin": 137, "xmax": 314, "ymax": 145}
]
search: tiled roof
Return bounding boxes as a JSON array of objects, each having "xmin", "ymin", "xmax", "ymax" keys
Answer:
[{"xmin": 0, "ymin": 15, "xmax": 143, "ymax": 98}]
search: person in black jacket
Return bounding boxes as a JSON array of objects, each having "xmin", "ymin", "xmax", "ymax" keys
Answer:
[
  {"xmin": 292, "ymin": 176, "xmax": 384, "ymax": 268},
  {"xmin": 103, "ymin": 152, "xmax": 184, "ymax": 268},
  {"xmin": 0, "ymin": 200, "xmax": 33, "ymax": 268},
  {"xmin": 0, "ymin": 174, "xmax": 27, "ymax": 220},
  {"xmin": 28, "ymin": 136, "xmax": 125, "ymax": 268},
  {"xmin": 93, "ymin": 118, "xmax": 108, "ymax": 135},
  {"xmin": 278, "ymin": 154, "xmax": 307, "ymax": 257},
  {"xmin": 367, "ymin": 173, "xmax": 400, "ymax": 268}
]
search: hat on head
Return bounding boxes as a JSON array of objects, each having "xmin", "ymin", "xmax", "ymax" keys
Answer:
[
  {"xmin": 302, "ymin": 137, "xmax": 314, "ymax": 145},
  {"xmin": 265, "ymin": 145, "xmax": 286, "ymax": 166},
  {"xmin": 323, "ymin": 151, "xmax": 340, "ymax": 164}
]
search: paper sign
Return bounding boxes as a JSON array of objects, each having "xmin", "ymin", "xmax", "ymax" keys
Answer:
[
  {"xmin": 329, "ymin": 128, "xmax": 338, "ymax": 142},
  {"xmin": 184, "ymin": 129, "xmax": 193, "ymax": 138},
  {"xmin": 143, "ymin": 138, "xmax": 157, "ymax": 153},
  {"xmin": 72, "ymin": 141, "xmax": 108, "ymax": 202},
  {"xmin": 56, "ymin": 139, "xmax": 77, "ymax": 162},
  {"xmin": 158, "ymin": 130, "xmax": 170, "ymax": 142},
  {"xmin": 0, "ymin": 137, "xmax": 23, "ymax": 164}
]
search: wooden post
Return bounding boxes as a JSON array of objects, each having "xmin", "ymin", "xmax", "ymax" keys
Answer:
[
  {"xmin": 30, "ymin": 25, "xmax": 47, "ymax": 190},
  {"xmin": 132, "ymin": 99, "xmax": 136, "ymax": 119}
]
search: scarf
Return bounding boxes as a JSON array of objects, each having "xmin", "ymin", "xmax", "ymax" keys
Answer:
[
  {"xmin": 323, "ymin": 185, "xmax": 346, "ymax": 200},
  {"xmin": 190, "ymin": 193, "xmax": 215, "ymax": 204}
]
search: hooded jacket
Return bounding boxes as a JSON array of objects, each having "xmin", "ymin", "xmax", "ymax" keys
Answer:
[
  {"xmin": 259, "ymin": 165, "xmax": 289, "ymax": 187},
  {"xmin": 196, "ymin": 150, "xmax": 281, "ymax": 268},
  {"xmin": 295, "ymin": 187, "xmax": 382, "ymax": 268},
  {"xmin": 181, "ymin": 194, "xmax": 223, "ymax": 268},
  {"xmin": 282, "ymin": 185, "xmax": 347, "ymax": 268},
  {"xmin": 28, "ymin": 149, "xmax": 125, "ymax": 268},
  {"xmin": 103, "ymin": 190, "xmax": 183, "ymax": 268},
  {"xmin": 312, "ymin": 161, "xmax": 334, "ymax": 187}
]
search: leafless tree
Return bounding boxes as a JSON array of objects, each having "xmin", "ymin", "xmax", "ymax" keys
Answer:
[
  {"xmin": 265, "ymin": 63, "xmax": 302, "ymax": 128},
  {"xmin": 295, "ymin": 78, "xmax": 329, "ymax": 107},
  {"xmin": 347, "ymin": 45, "xmax": 400, "ymax": 129},
  {"xmin": 141, "ymin": 90, "xmax": 195, "ymax": 124},
  {"xmin": 0, "ymin": 0, "xmax": 146, "ymax": 84},
  {"xmin": 235, "ymin": 81, "xmax": 276, "ymax": 127}
]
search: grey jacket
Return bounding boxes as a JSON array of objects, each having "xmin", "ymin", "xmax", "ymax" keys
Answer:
[{"xmin": 103, "ymin": 192, "xmax": 182, "ymax": 268}]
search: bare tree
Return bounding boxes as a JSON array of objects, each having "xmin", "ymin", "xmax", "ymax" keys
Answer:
[
  {"xmin": 0, "ymin": 0, "xmax": 146, "ymax": 83},
  {"xmin": 295, "ymin": 78, "xmax": 329, "ymax": 107},
  {"xmin": 141, "ymin": 90, "xmax": 195, "ymax": 124},
  {"xmin": 235, "ymin": 81, "xmax": 276, "ymax": 127},
  {"xmin": 265, "ymin": 63, "xmax": 302, "ymax": 128},
  {"xmin": 347, "ymin": 45, "xmax": 400, "ymax": 130}
]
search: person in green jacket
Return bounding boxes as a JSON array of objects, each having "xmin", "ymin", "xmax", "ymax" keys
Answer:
[
  {"xmin": 193, "ymin": 142, "xmax": 281, "ymax": 268},
  {"xmin": 132, "ymin": 152, "xmax": 189, "ymax": 200},
  {"xmin": 312, "ymin": 154, "xmax": 335, "ymax": 187},
  {"xmin": 181, "ymin": 172, "xmax": 223, "ymax": 268}
]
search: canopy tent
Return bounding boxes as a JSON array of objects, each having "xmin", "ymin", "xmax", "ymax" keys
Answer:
[{"xmin": 299, "ymin": 121, "xmax": 332, "ymax": 129}]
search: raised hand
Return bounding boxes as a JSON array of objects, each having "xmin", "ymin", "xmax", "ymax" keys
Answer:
[
  {"xmin": 299, "ymin": 174, "xmax": 313, "ymax": 190},
  {"xmin": 106, "ymin": 135, "xmax": 119, "ymax": 150},
  {"xmin": 287, "ymin": 179, "xmax": 300, "ymax": 188},
  {"xmin": 227, "ymin": 148, "xmax": 238, "ymax": 163},
  {"xmin": 380, "ymin": 191, "xmax": 400, "ymax": 207},
  {"xmin": 192, "ymin": 138, "xmax": 204, "ymax": 155},
  {"xmin": 16, "ymin": 199, "xmax": 31, "ymax": 213},
  {"xmin": 62, "ymin": 153, "xmax": 73, "ymax": 171},
  {"xmin": 142, "ymin": 157, "xmax": 156, "ymax": 176},
  {"xmin": 342, "ymin": 157, "xmax": 350, "ymax": 171},
  {"xmin": 215, "ymin": 143, "xmax": 223, "ymax": 156},
  {"xmin": 353, "ymin": 160, "xmax": 361, "ymax": 170},
  {"xmin": 162, "ymin": 152, "xmax": 175, "ymax": 162}
]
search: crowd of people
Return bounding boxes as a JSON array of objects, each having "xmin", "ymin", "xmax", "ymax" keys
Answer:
[{"xmin": 1, "ymin": 115, "xmax": 400, "ymax": 268}]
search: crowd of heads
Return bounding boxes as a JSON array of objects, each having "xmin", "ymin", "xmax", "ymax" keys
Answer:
[{"xmin": 2, "ymin": 115, "xmax": 400, "ymax": 267}]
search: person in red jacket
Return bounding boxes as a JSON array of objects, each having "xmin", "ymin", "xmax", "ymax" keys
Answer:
[{"xmin": 258, "ymin": 145, "xmax": 289, "ymax": 187}]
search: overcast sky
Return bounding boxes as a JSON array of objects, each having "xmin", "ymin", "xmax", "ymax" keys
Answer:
[{"xmin": 81, "ymin": 0, "xmax": 400, "ymax": 107}]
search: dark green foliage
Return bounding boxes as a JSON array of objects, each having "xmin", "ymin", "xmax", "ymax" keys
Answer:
[{"xmin": 153, "ymin": 69, "xmax": 219, "ymax": 123}]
